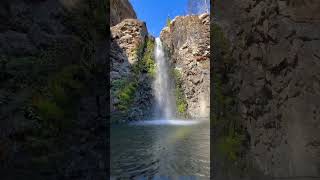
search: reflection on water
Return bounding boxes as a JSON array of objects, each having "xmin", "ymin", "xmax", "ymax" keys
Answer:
[{"xmin": 110, "ymin": 120, "xmax": 210, "ymax": 179}]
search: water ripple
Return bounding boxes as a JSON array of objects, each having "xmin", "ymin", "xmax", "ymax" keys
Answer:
[{"xmin": 111, "ymin": 121, "xmax": 210, "ymax": 179}]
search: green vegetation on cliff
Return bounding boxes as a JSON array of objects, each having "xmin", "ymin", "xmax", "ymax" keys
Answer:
[
  {"xmin": 173, "ymin": 69, "xmax": 188, "ymax": 117},
  {"xmin": 212, "ymin": 23, "xmax": 245, "ymax": 162},
  {"xmin": 29, "ymin": 0, "xmax": 106, "ymax": 130},
  {"xmin": 32, "ymin": 65, "xmax": 91, "ymax": 131},
  {"xmin": 0, "ymin": 0, "xmax": 107, "ymax": 170},
  {"xmin": 112, "ymin": 37, "xmax": 156, "ymax": 116},
  {"xmin": 166, "ymin": 17, "xmax": 171, "ymax": 27},
  {"xmin": 133, "ymin": 38, "xmax": 156, "ymax": 78},
  {"xmin": 143, "ymin": 39, "xmax": 157, "ymax": 77},
  {"xmin": 115, "ymin": 79, "xmax": 138, "ymax": 111}
]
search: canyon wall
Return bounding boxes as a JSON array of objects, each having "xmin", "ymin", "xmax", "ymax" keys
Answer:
[
  {"xmin": 110, "ymin": 0, "xmax": 155, "ymax": 121},
  {"xmin": 214, "ymin": 0, "xmax": 320, "ymax": 177},
  {"xmin": 110, "ymin": 0, "xmax": 137, "ymax": 26},
  {"xmin": 0, "ymin": 0, "xmax": 107, "ymax": 179},
  {"xmin": 160, "ymin": 14, "xmax": 210, "ymax": 118},
  {"xmin": 110, "ymin": 2, "xmax": 211, "ymax": 121}
]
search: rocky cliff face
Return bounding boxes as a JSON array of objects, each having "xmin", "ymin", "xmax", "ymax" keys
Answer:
[
  {"xmin": 110, "ymin": 1, "xmax": 154, "ymax": 121},
  {"xmin": 214, "ymin": 0, "xmax": 320, "ymax": 177},
  {"xmin": 111, "ymin": 19, "xmax": 147, "ymax": 67},
  {"xmin": 0, "ymin": 0, "xmax": 107, "ymax": 179},
  {"xmin": 160, "ymin": 14, "xmax": 210, "ymax": 118},
  {"xmin": 110, "ymin": 0, "xmax": 137, "ymax": 26}
]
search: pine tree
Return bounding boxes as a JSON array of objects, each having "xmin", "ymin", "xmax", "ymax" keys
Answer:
[{"xmin": 187, "ymin": 0, "xmax": 210, "ymax": 15}]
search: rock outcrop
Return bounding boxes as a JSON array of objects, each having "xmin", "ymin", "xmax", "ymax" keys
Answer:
[
  {"xmin": 214, "ymin": 0, "xmax": 320, "ymax": 177},
  {"xmin": 110, "ymin": 0, "xmax": 137, "ymax": 26},
  {"xmin": 160, "ymin": 13, "xmax": 210, "ymax": 118},
  {"xmin": 110, "ymin": 2, "xmax": 154, "ymax": 121},
  {"xmin": 110, "ymin": 19, "xmax": 150, "ymax": 118},
  {"xmin": 111, "ymin": 19, "xmax": 147, "ymax": 67}
]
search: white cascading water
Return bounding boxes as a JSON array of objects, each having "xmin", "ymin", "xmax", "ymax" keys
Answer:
[
  {"xmin": 153, "ymin": 38, "xmax": 176, "ymax": 119},
  {"xmin": 131, "ymin": 38, "xmax": 200, "ymax": 126}
]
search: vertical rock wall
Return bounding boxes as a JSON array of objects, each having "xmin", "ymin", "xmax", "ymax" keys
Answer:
[
  {"xmin": 214, "ymin": 0, "xmax": 320, "ymax": 177},
  {"xmin": 0, "ymin": 0, "xmax": 107, "ymax": 178},
  {"xmin": 110, "ymin": 0, "xmax": 155, "ymax": 121},
  {"xmin": 110, "ymin": 19, "xmax": 153, "ymax": 120},
  {"xmin": 110, "ymin": 0, "xmax": 137, "ymax": 26},
  {"xmin": 160, "ymin": 14, "xmax": 210, "ymax": 118}
]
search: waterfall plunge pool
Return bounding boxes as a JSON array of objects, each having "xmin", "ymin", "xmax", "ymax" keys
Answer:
[
  {"xmin": 110, "ymin": 38, "xmax": 210, "ymax": 179},
  {"xmin": 130, "ymin": 119, "xmax": 202, "ymax": 126},
  {"xmin": 110, "ymin": 119, "xmax": 210, "ymax": 179}
]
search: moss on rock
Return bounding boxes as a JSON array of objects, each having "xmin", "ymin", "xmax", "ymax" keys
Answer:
[{"xmin": 173, "ymin": 69, "xmax": 188, "ymax": 118}]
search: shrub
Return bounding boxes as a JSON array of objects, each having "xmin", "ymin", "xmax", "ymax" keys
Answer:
[
  {"xmin": 133, "ymin": 38, "xmax": 156, "ymax": 78},
  {"xmin": 111, "ymin": 76, "xmax": 138, "ymax": 112},
  {"xmin": 173, "ymin": 69, "xmax": 188, "ymax": 117},
  {"xmin": 111, "ymin": 79, "xmax": 126, "ymax": 91},
  {"xmin": 116, "ymin": 81, "xmax": 137, "ymax": 111},
  {"xmin": 33, "ymin": 97, "xmax": 64, "ymax": 126},
  {"xmin": 166, "ymin": 17, "xmax": 171, "ymax": 27},
  {"xmin": 143, "ymin": 39, "xmax": 156, "ymax": 77},
  {"xmin": 148, "ymin": 64, "xmax": 156, "ymax": 77},
  {"xmin": 32, "ymin": 65, "xmax": 90, "ymax": 131},
  {"xmin": 218, "ymin": 134, "xmax": 244, "ymax": 161},
  {"xmin": 112, "ymin": 38, "xmax": 156, "ymax": 114},
  {"xmin": 177, "ymin": 101, "xmax": 187, "ymax": 114}
]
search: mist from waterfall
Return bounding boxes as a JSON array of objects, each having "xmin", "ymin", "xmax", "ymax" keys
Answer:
[{"xmin": 153, "ymin": 38, "xmax": 176, "ymax": 119}]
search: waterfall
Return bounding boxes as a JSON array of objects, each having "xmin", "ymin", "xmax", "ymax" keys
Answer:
[{"xmin": 153, "ymin": 38, "xmax": 176, "ymax": 119}]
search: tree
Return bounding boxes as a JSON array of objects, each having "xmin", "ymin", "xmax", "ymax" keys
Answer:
[
  {"xmin": 166, "ymin": 16, "xmax": 171, "ymax": 27},
  {"xmin": 187, "ymin": 0, "xmax": 210, "ymax": 15},
  {"xmin": 203, "ymin": 0, "xmax": 210, "ymax": 13}
]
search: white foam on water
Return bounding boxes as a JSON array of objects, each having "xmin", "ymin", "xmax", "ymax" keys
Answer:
[{"xmin": 130, "ymin": 119, "xmax": 200, "ymax": 126}]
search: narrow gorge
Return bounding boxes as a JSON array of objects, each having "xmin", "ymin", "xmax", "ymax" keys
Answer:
[
  {"xmin": 0, "ymin": 0, "xmax": 319, "ymax": 179},
  {"xmin": 110, "ymin": 0, "xmax": 210, "ymax": 178},
  {"xmin": 110, "ymin": 1, "xmax": 210, "ymax": 122}
]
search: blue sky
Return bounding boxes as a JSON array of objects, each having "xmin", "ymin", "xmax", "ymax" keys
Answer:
[{"xmin": 129, "ymin": 0, "xmax": 189, "ymax": 37}]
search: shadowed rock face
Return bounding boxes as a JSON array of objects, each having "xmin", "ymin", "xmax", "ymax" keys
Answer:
[
  {"xmin": 214, "ymin": 0, "xmax": 320, "ymax": 177},
  {"xmin": 0, "ymin": 0, "xmax": 107, "ymax": 179},
  {"xmin": 110, "ymin": 19, "xmax": 153, "ymax": 119},
  {"xmin": 110, "ymin": 0, "xmax": 137, "ymax": 26},
  {"xmin": 282, "ymin": 0, "xmax": 320, "ymax": 21},
  {"xmin": 110, "ymin": 0, "xmax": 157, "ymax": 122},
  {"xmin": 111, "ymin": 19, "xmax": 147, "ymax": 65},
  {"xmin": 160, "ymin": 13, "xmax": 210, "ymax": 118}
]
